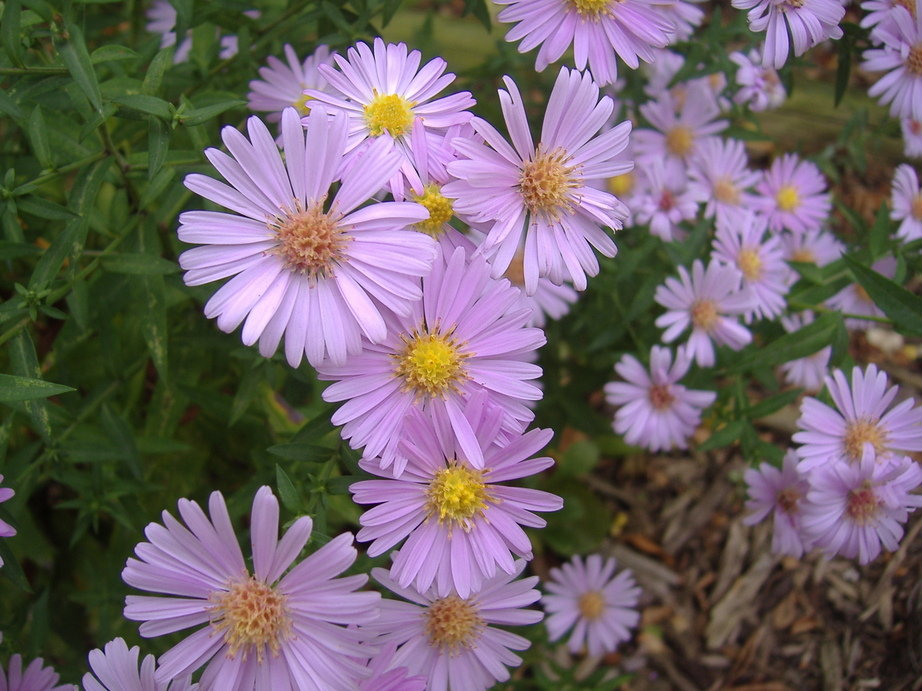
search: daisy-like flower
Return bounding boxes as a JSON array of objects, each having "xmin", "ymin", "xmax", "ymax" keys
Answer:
[
  {"xmin": 122, "ymin": 486, "xmax": 380, "ymax": 690},
  {"xmin": 743, "ymin": 451, "xmax": 813, "ymax": 558},
  {"xmin": 494, "ymin": 0, "xmax": 675, "ymax": 86},
  {"xmin": 247, "ymin": 45, "xmax": 334, "ymax": 121},
  {"xmin": 605, "ymin": 345, "xmax": 717, "ymax": 451},
  {"xmin": 890, "ymin": 163, "xmax": 922, "ymax": 243},
  {"xmin": 755, "ymin": 154, "xmax": 832, "ymax": 233},
  {"xmin": 782, "ymin": 228, "xmax": 844, "ymax": 274},
  {"xmin": 632, "ymin": 158, "xmax": 698, "ymax": 242},
  {"xmin": 0, "ymin": 655, "xmax": 74, "ymax": 691},
  {"xmin": 862, "ymin": 4, "xmax": 922, "ymax": 121},
  {"xmin": 542, "ymin": 554, "xmax": 640, "ymax": 657},
  {"xmin": 358, "ymin": 644, "xmax": 426, "ymax": 691},
  {"xmin": 778, "ymin": 312, "xmax": 832, "ymax": 392},
  {"xmin": 352, "ymin": 394, "xmax": 562, "ymax": 598},
  {"xmin": 83, "ymin": 638, "xmax": 196, "ymax": 691},
  {"xmin": 659, "ymin": 0, "xmax": 706, "ymax": 41},
  {"xmin": 800, "ymin": 450, "xmax": 922, "ymax": 564},
  {"xmin": 178, "ymin": 106, "xmax": 437, "ymax": 368},
  {"xmin": 633, "ymin": 90, "xmax": 728, "ymax": 166},
  {"xmin": 712, "ymin": 210, "xmax": 789, "ymax": 321},
  {"xmin": 730, "ymin": 48, "xmax": 787, "ymax": 111},
  {"xmin": 654, "ymin": 259, "xmax": 755, "ymax": 367},
  {"xmin": 444, "ymin": 67, "xmax": 632, "ymax": 294},
  {"xmin": 826, "ymin": 256, "xmax": 896, "ymax": 330},
  {"xmin": 365, "ymin": 561, "xmax": 542, "ymax": 691},
  {"xmin": 305, "ymin": 38, "xmax": 475, "ymax": 193},
  {"xmin": 901, "ymin": 117, "xmax": 922, "ymax": 157},
  {"xmin": 688, "ymin": 137, "xmax": 760, "ymax": 223},
  {"xmin": 0, "ymin": 475, "xmax": 15, "ymax": 568},
  {"xmin": 732, "ymin": 0, "xmax": 845, "ymax": 69},
  {"xmin": 793, "ymin": 364, "xmax": 922, "ymax": 472},
  {"xmin": 861, "ymin": 0, "xmax": 917, "ymax": 44},
  {"xmin": 318, "ymin": 247, "xmax": 545, "ymax": 474}
]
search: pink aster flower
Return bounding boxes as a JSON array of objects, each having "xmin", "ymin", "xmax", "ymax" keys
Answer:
[
  {"xmin": 712, "ymin": 210, "xmax": 789, "ymax": 321},
  {"xmin": 122, "ymin": 486, "xmax": 380, "ymax": 690},
  {"xmin": 654, "ymin": 259, "xmax": 755, "ymax": 367},
  {"xmin": 890, "ymin": 163, "xmax": 922, "ymax": 243},
  {"xmin": 443, "ymin": 67, "xmax": 632, "ymax": 294},
  {"xmin": 901, "ymin": 117, "xmax": 922, "ymax": 156},
  {"xmin": 358, "ymin": 644, "xmax": 426, "ymax": 691},
  {"xmin": 365, "ymin": 561, "xmax": 542, "ymax": 691},
  {"xmin": 732, "ymin": 0, "xmax": 845, "ymax": 69},
  {"xmin": 542, "ymin": 554, "xmax": 640, "ymax": 657},
  {"xmin": 0, "ymin": 475, "xmax": 15, "ymax": 568},
  {"xmin": 177, "ymin": 106, "xmax": 437, "ymax": 368},
  {"xmin": 247, "ymin": 45, "xmax": 335, "ymax": 122},
  {"xmin": 793, "ymin": 364, "xmax": 922, "ymax": 472},
  {"xmin": 778, "ymin": 312, "xmax": 831, "ymax": 392},
  {"xmin": 862, "ymin": 4, "xmax": 922, "ymax": 120},
  {"xmin": 634, "ymin": 90, "xmax": 728, "ymax": 166},
  {"xmin": 659, "ymin": 0, "xmax": 706, "ymax": 40},
  {"xmin": 352, "ymin": 393, "xmax": 562, "ymax": 598},
  {"xmin": 632, "ymin": 158, "xmax": 698, "ymax": 242},
  {"xmin": 605, "ymin": 346, "xmax": 716, "ymax": 451},
  {"xmin": 743, "ymin": 451, "xmax": 813, "ymax": 558},
  {"xmin": 0, "ymin": 655, "xmax": 74, "ymax": 691},
  {"xmin": 730, "ymin": 48, "xmax": 787, "ymax": 110},
  {"xmin": 494, "ymin": 0, "xmax": 675, "ymax": 86},
  {"xmin": 688, "ymin": 137, "xmax": 760, "ymax": 223},
  {"xmin": 861, "ymin": 0, "xmax": 918, "ymax": 44},
  {"xmin": 83, "ymin": 638, "xmax": 196, "ymax": 691},
  {"xmin": 318, "ymin": 247, "xmax": 545, "ymax": 475},
  {"xmin": 782, "ymin": 228, "xmax": 844, "ymax": 277},
  {"xmin": 305, "ymin": 38, "xmax": 475, "ymax": 194},
  {"xmin": 826, "ymin": 256, "xmax": 897, "ymax": 330},
  {"xmin": 755, "ymin": 154, "xmax": 832, "ymax": 233},
  {"xmin": 800, "ymin": 450, "xmax": 922, "ymax": 564}
]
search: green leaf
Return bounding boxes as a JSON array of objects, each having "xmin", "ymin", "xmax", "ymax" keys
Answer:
[
  {"xmin": 834, "ymin": 32, "xmax": 851, "ymax": 107},
  {"xmin": 558, "ymin": 439, "xmax": 600, "ymax": 477},
  {"xmin": 112, "ymin": 94, "xmax": 173, "ymax": 121},
  {"xmin": 90, "ymin": 44, "xmax": 137, "ymax": 63},
  {"xmin": 101, "ymin": 253, "xmax": 180, "ymax": 275},
  {"xmin": 17, "ymin": 196, "xmax": 78, "ymax": 221},
  {"xmin": 698, "ymin": 420, "xmax": 746, "ymax": 451},
  {"xmin": 0, "ymin": 538, "xmax": 31, "ymax": 592},
  {"xmin": 276, "ymin": 464, "xmax": 303, "ymax": 513},
  {"xmin": 0, "ymin": 241, "xmax": 40, "ymax": 260},
  {"xmin": 0, "ymin": 374, "xmax": 74, "ymax": 402},
  {"xmin": 139, "ymin": 274, "xmax": 169, "ymax": 383},
  {"xmin": 60, "ymin": 23, "xmax": 103, "ymax": 113},
  {"xmin": 142, "ymin": 47, "xmax": 174, "ymax": 96},
  {"xmin": 727, "ymin": 312, "xmax": 841, "ymax": 373},
  {"xmin": 868, "ymin": 203, "xmax": 892, "ymax": 260},
  {"xmin": 26, "ymin": 106, "xmax": 53, "ymax": 169},
  {"xmin": 147, "ymin": 118, "xmax": 170, "ymax": 181},
  {"xmin": 746, "ymin": 388, "xmax": 803, "ymax": 420},
  {"xmin": 843, "ymin": 254, "xmax": 922, "ymax": 336},
  {"xmin": 1, "ymin": 0, "xmax": 23, "ymax": 67},
  {"xmin": 28, "ymin": 218, "xmax": 83, "ymax": 291},
  {"xmin": 179, "ymin": 99, "xmax": 246, "ymax": 126},
  {"xmin": 0, "ymin": 90, "xmax": 24, "ymax": 121},
  {"xmin": 267, "ymin": 443, "xmax": 335, "ymax": 463}
]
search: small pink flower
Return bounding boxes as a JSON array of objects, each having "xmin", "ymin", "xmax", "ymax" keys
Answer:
[
  {"xmin": 890, "ymin": 163, "xmax": 922, "ymax": 243},
  {"xmin": 743, "ymin": 451, "xmax": 813, "ymax": 558},
  {"xmin": 755, "ymin": 154, "xmax": 832, "ymax": 233}
]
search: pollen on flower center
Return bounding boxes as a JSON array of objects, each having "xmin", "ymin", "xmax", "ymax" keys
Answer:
[
  {"xmin": 690, "ymin": 299, "xmax": 719, "ymax": 331},
  {"xmin": 567, "ymin": 0, "xmax": 612, "ymax": 19},
  {"xmin": 414, "ymin": 184, "xmax": 454, "ymax": 236},
  {"xmin": 846, "ymin": 485, "xmax": 880, "ymax": 524},
  {"xmin": 426, "ymin": 463, "xmax": 491, "ymax": 526},
  {"xmin": 908, "ymin": 44, "xmax": 922, "ymax": 75},
  {"xmin": 519, "ymin": 147, "xmax": 578, "ymax": 218},
  {"xmin": 911, "ymin": 194, "xmax": 922, "ymax": 220},
  {"xmin": 577, "ymin": 590, "xmax": 606, "ymax": 620},
  {"xmin": 292, "ymin": 92, "xmax": 313, "ymax": 115},
  {"xmin": 209, "ymin": 575, "xmax": 292, "ymax": 662},
  {"xmin": 608, "ymin": 172, "xmax": 635, "ymax": 197},
  {"xmin": 714, "ymin": 177, "xmax": 740, "ymax": 205},
  {"xmin": 364, "ymin": 92, "xmax": 415, "ymax": 137},
  {"xmin": 737, "ymin": 248, "xmax": 763, "ymax": 281},
  {"xmin": 776, "ymin": 487, "xmax": 801, "ymax": 514},
  {"xmin": 843, "ymin": 418, "xmax": 888, "ymax": 461},
  {"xmin": 395, "ymin": 331, "xmax": 467, "ymax": 398},
  {"xmin": 666, "ymin": 126, "xmax": 694, "ymax": 157},
  {"xmin": 776, "ymin": 184, "xmax": 801, "ymax": 211},
  {"xmin": 425, "ymin": 595, "xmax": 484, "ymax": 651},
  {"xmin": 648, "ymin": 383, "xmax": 675, "ymax": 410},
  {"xmin": 272, "ymin": 200, "xmax": 348, "ymax": 279},
  {"xmin": 790, "ymin": 248, "xmax": 816, "ymax": 264}
]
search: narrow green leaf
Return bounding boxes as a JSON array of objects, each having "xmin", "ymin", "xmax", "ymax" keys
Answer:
[
  {"xmin": 834, "ymin": 32, "xmax": 851, "ymax": 107},
  {"xmin": 27, "ymin": 105, "xmax": 53, "ymax": 169},
  {"xmin": 179, "ymin": 99, "xmax": 246, "ymax": 126},
  {"xmin": 90, "ymin": 44, "xmax": 137, "ymax": 63},
  {"xmin": 267, "ymin": 443, "xmax": 335, "ymax": 463},
  {"xmin": 0, "ymin": 241, "xmax": 40, "ymax": 260},
  {"xmin": 229, "ymin": 365, "xmax": 261, "ymax": 426},
  {"xmin": 139, "ymin": 274, "xmax": 169, "ymax": 384},
  {"xmin": 17, "ymin": 196, "xmax": 78, "ymax": 221},
  {"xmin": 868, "ymin": 203, "xmax": 892, "ymax": 260},
  {"xmin": 727, "ymin": 312, "xmax": 841, "ymax": 373},
  {"xmin": 698, "ymin": 420, "xmax": 746, "ymax": 451},
  {"xmin": 8, "ymin": 332, "xmax": 64, "ymax": 443},
  {"xmin": 60, "ymin": 23, "xmax": 103, "ymax": 112},
  {"xmin": 843, "ymin": 254, "xmax": 922, "ymax": 336},
  {"xmin": 1, "ymin": 0, "xmax": 23, "ymax": 67},
  {"xmin": 0, "ymin": 538, "xmax": 31, "ymax": 592},
  {"xmin": 101, "ymin": 253, "xmax": 179, "ymax": 275},
  {"xmin": 275, "ymin": 464, "xmax": 302, "ymax": 513},
  {"xmin": 142, "ymin": 47, "xmax": 174, "ymax": 96},
  {"xmin": 0, "ymin": 374, "xmax": 75, "ymax": 403},
  {"xmin": 0, "ymin": 90, "xmax": 24, "ymax": 121},
  {"xmin": 147, "ymin": 118, "xmax": 170, "ymax": 181},
  {"xmin": 28, "ymin": 218, "xmax": 83, "ymax": 290},
  {"xmin": 112, "ymin": 94, "xmax": 173, "ymax": 120},
  {"xmin": 746, "ymin": 388, "xmax": 803, "ymax": 420}
]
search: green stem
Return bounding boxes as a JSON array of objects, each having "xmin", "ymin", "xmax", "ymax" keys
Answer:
[{"xmin": 12, "ymin": 152, "xmax": 109, "ymax": 196}]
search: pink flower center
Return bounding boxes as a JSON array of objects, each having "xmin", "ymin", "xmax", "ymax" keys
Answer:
[
  {"xmin": 578, "ymin": 590, "xmax": 606, "ymax": 620},
  {"xmin": 272, "ymin": 200, "xmax": 348, "ymax": 279},
  {"xmin": 846, "ymin": 484, "xmax": 880, "ymax": 525},
  {"xmin": 519, "ymin": 147, "xmax": 578, "ymax": 219},
  {"xmin": 843, "ymin": 418, "xmax": 888, "ymax": 462},
  {"xmin": 776, "ymin": 487, "xmax": 801, "ymax": 514},
  {"xmin": 666, "ymin": 126, "xmax": 694, "ymax": 157},
  {"xmin": 425, "ymin": 596, "xmax": 484, "ymax": 650},
  {"xmin": 658, "ymin": 189, "xmax": 675, "ymax": 211},
  {"xmin": 209, "ymin": 575, "xmax": 292, "ymax": 662},
  {"xmin": 690, "ymin": 299, "xmax": 719, "ymax": 331},
  {"xmin": 648, "ymin": 383, "xmax": 675, "ymax": 410}
]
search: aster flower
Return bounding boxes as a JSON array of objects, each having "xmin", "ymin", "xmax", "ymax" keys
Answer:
[
  {"xmin": 890, "ymin": 163, "xmax": 922, "ymax": 243},
  {"xmin": 730, "ymin": 48, "xmax": 787, "ymax": 111},
  {"xmin": 365, "ymin": 561, "xmax": 543, "ymax": 691},
  {"xmin": 743, "ymin": 451, "xmax": 813, "ymax": 558},
  {"xmin": 861, "ymin": 0, "xmax": 917, "ymax": 44},
  {"xmin": 247, "ymin": 45, "xmax": 335, "ymax": 122},
  {"xmin": 755, "ymin": 154, "xmax": 832, "ymax": 233},
  {"xmin": 778, "ymin": 312, "xmax": 832, "ymax": 392},
  {"xmin": 318, "ymin": 246, "xmax": 545, "ymax": 475},
  {"xmin": 305, "ymin": 38, "xmax": 475, "ymax": 193},
  {"xmin": 605, "ymin": 345, "xmax": 716, "ymax": 452},
  {"xmin": 800, "ymin": 450, "xmax": 922, "ymax": 564},
  {"xmin": 122, "ymin": 486, "xmax": 380, "ymax": 690},
  {"xmin": 632, "ymin": 158, "xmax": 698, "ymax": 242},
  {"xmin": 654, "ymin": 259, "xmax": 755, "ymax": 367},
  {"xmin": 83, "ymin": 638, "xmax": 196, "ymax": 691},
  {"xmin": 0, "ymin": 655, "xmax": 74, "ymax": 691},
  {"xmin": 542, "ymin": 554, "xmax": 640, "ymax": 657},
  {"xmin": 862, "ymin": 4, "xmax": 922, "ymax": 121},
  {"xmin": 358, "ymin": 644, "xmax": 426, "ymax": 691},
  {"xmin": 178, "ymin": 106, "xmax": 437, "ymax": 368},
  {"xmin": 793, "ymin": 363, "xmax": 922, "ymax": 472},
  {"xmin": 0, "ymin": 475, "xmax": 15, "ymax": 568},
  {"xmin": 688, "ymin": 137, "xmax": 760, "ymax": 223},
  {"xmin": 658, "ymin": 0, "xmax": 706, "ymax": 41},
  {"xmin": 901, "ymin": 117, "xmax": 922, "ymax": 157},
  {"xmin": 782, "ymin": 228, "xmax": 844, "ymax": 277},
  {"xmin": 352, "ymin": 393, "xmax": 561, "ymax": 598},
  {"xmin": 732, "ymin": 0, "xmax": 845, "ymax": 69},
  {"xmin": 826, "ymin": 256, "xmax": 897, "ymax": 329},
  {"xmin": 443, "ymin": 67, "xmax": 632, "ymax": 294},
  {"xmin": 494, "ymin": 0, "xmax": 675, "ymax": 86},
  {"xmin": 633, "ymin": 90, "xmax": 728, "ymax": 166},
  {"xmin": 712, "ymin": 210, "xmax": 789, "ymax": 321}
]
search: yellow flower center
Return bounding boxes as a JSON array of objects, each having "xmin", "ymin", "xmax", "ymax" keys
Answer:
[
  {"xmin": 414, "ymin": 184, "xmax": 454, "ymax": 236},
  {"xmin": 775, "ymin": 184, "xmax": 800, "ymax": 212},
  {"xmin": 292, "ymin": 92, "xmax": 313, "ymax": 115},
  {"xmin": 648, "ymin": 383, "xmax": 675, "ymax": 410},
  {"xmin": 738, "ymin": 248, "xmax": 763, "ymax": 281},
  {"xmin": 843, "ymin": 418, "xmax": 888, "ymax": 462},
  {"xmin": 425, "ymin": 595, "xmax": 484, "ymax": 651},
  {"xmin": 690, "ymin": 299, "xmax": 719, "ymax": 331},
  {"xmin": 394, "ymin": 331, "xmax": 466, "ymax": 398},
  {"xmin": 608, "ymin": 172, "xmax": 634, "ymax": 197},
  {"xmin": 578, "ymin": 590, "xmax": 606, "ymax": 620},
  {"xmin": 209, "ymin": 575, "xmax": 292, "ymax": 662},
  {"xmin": 271, "ymin": 200, "xmax": 348, "ymax": 279},
  {"xmin": 713, "ymin": 177, "xmax": 740, "ymax": 205},
  {"xmin": 666, "ymin": 126, "xmax": 694, "ymax": 157},
  {"xmin": 790, "ymin": 247, "xmax": 815, "ymax": 264},
  {"xmin": 519, "ymin": 147, "xmax": 578, "ymax": 219},
  {"xmin": 846, "ymin": 484, "xmax": 880, "ymax": 524},
  {"xmin": 567, "ymin": 0, "xmax": 612, "ymax": 18},
  {"xmin": 426, "ymin": 463, "xmax": 491, "ymax": 527},
  {"xmin": 364, "ymin": 92, "xmax": 415, "ymax": 137}
]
